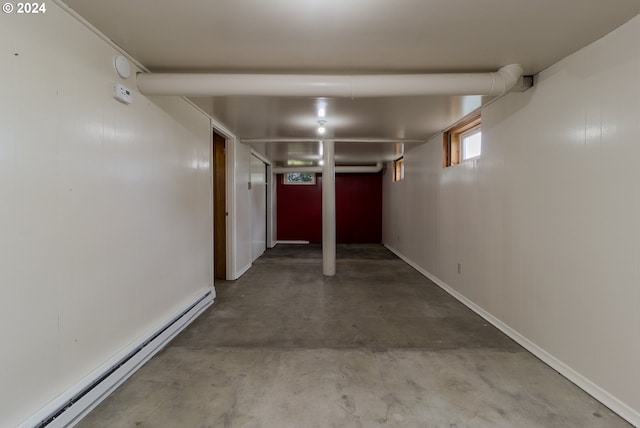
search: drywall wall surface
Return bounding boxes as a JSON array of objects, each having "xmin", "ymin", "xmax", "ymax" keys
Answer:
[
  {"xmin": 383, "ymin": 14, "xmax": 640, "ymax": 422},
  {"xmin": 234, "ymin": 142, "xmax": 253, "ymax": 277},
  {"xmin": 250, "ymin": 155, "xmax": 267, "ymax": 261},
  {"xmin": 0, "ymin": 4, "xmax": 212, "ymax": 426},
  {"xmin": 269, "ymin": 166, "xmax": 278, "ymax": 248}
]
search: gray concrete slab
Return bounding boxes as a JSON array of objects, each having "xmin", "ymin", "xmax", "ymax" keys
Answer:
[{"xmin": 77, "ymin": 244, "xmax": 630, "ymax": 427}]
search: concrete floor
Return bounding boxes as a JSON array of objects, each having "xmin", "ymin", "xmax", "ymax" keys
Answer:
[{"xmin": 77, "ymin": 244, "xmax": 630, "ymax": 428}]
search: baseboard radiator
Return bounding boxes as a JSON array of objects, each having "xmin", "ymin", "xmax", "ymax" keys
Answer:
[{"xmin": 21, "ymin": 290, "xmax": 214, "ymax": 428}]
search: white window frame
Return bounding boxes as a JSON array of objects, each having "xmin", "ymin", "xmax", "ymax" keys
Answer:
[
  {"xmin": 283, "ymin": 172, "xmax": 316, "ymax": 185},
  {"xmin": 460, "ymin": 125, "xmax": 482, "ymax": 162}
]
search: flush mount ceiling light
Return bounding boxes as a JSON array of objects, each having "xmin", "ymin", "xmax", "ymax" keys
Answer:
[
  {"xmin": 317, "ymin": 120, "xmax": 326, "ymax": 135},
  {"xmin": 316, "ymin": 99, "xmax": 327, "ymax": 118}
]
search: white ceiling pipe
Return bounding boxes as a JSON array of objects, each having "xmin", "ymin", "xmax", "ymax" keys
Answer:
[
  {"xmin": 336, "ymin": 163, "xmax": 383, "ymax": 173},
  {"xmin": 137, "ymin": 65, "xmax": 523, "ymax": 97},
  {"xmin": 272, "ymin": 163, "xmax": 382, "ymax": 174},
  {"xmin": 272, "ymin": 166, "xmax": 322, "ymax": 173},
  {"xmin": 243, "ymin": 138, "xmax": 426, "ymax": 144}
]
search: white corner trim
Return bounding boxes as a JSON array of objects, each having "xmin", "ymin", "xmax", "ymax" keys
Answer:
[
  {"xmin": 20, "ymin": 289, "xmax": 214, "ymax": 428},
  {"xmin": 383, "ymin": 244, "xmax": 640, "ymax": 427},
  {"xmin": 250, "ymin": 149, "xmax": 272, "ymax": 166},
  {"xmin": 226, "ymin": 137, "xmax": 237, "ymax": 281},
  {"xmin": 53, "ymin": 0, "xmax": 242, "ymax": 141},
  {"xmin": 51, "ymin": 0, "xmax": 147, "ymax": 72}
]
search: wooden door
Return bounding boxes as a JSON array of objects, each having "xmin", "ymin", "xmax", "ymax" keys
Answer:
[{"xmin": 213, "ymin": 132, "xmax": 226, "ymax": 279}]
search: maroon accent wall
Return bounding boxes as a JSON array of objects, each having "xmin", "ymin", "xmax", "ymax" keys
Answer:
[
  {"xmin": 335, "ymin": 173, "xmax": 382, "ymax": 243},
  {"xmin": 276, "ymin": 174, "xmax": 323, "ymax": 243},
  {"xmin": 276, "ymin": 173, "xmax": 382, "ymax": 244}
]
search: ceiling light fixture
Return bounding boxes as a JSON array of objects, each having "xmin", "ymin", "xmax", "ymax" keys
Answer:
[{"xmin": 316, "ymin": 99, "xmax": 327, "ymax": 118}]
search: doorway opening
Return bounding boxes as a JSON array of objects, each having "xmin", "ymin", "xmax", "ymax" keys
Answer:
[{"xmin": 213, "ymin": 131, "xmax": 226, "ymax": 280}]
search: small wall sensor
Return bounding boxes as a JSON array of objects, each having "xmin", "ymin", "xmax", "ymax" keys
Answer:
[
  {"xmin": 114, "ymin": 55, "xmax": 131, "ymax": 79},
  {"xmin": 112, "ymin": 83, "xmax": 133, "ymax": 105}
]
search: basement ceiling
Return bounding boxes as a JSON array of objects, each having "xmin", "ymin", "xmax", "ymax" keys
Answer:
[{"xmin": 61, "ymin": 0, "xmax": 640, "ymax": 166}]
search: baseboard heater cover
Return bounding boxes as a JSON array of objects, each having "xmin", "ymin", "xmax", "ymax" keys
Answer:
[{"xmin": 22, "ymin": 290, "xmax": 214, "ymax": 428}]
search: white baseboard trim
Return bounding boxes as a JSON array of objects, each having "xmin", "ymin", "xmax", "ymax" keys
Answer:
[
  {"xmin": 275, "ymin": 240, "xmax": 310, "ymax": 245},
  {"xmin": 20, "ymin": 289, "xmax": 215, "ymax": 428},
  {"xmin": 234, "ymin": 262, "xmax": 252, "ymax": 280},
  {"xmin": 384, "ymin": 244, "xmax": 640, "ymax": 427}
]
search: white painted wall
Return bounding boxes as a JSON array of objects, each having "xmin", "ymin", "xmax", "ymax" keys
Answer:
[
  {"xmin": 251, "ymin": 155, "xmax": 267, "ymax": 261},
  {"xmin": 232, "ymin": 141, "xmax": 253, "ymax": 278},
  {"xmin": 0, "ymin": 4, "xmax": 213, "ymax": 427},
  {"xmin": 383, "ymin": 15, "xmax": 640, "ymax": 424},
  {"xmin": 268, "ymin": 167, "xmax": 278, "ymax": 248}
]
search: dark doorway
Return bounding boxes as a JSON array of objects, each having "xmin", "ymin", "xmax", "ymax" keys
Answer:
[{"xmin": 213, "ymin": 131, "xmax": 226, "ymax": 279}]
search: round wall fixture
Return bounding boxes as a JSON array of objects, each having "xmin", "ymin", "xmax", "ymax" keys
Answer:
[{"xmin": 113, "ymin": 55, "xmax": 131, "ymax": 79}]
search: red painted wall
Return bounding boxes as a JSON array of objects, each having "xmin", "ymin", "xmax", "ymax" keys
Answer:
[
  {"xmin": 335, "ymin": 173, "xmax": 382, "ymax": 243},
  {"xmin": 276, "ymin": 173, "xmax": 382, "ymax": 243}
]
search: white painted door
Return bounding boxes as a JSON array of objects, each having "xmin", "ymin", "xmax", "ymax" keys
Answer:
[{"xmin": 250, "ymin": 155, "xmax": 267, "ymax": 261}]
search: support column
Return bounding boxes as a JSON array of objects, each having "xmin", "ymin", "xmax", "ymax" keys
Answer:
[{"xmin": 322, "ymin": 140, "xmax": 336, "ymax": 276}]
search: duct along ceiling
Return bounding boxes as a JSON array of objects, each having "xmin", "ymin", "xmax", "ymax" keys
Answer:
[{"xmin": 61, "ymin": 0, "xmax": 640, "ymax": 166}]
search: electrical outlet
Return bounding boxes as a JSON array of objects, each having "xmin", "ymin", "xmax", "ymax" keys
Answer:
[{"xmin": 457, "ymin": 263, "xmax": 462, "ymax": 274}]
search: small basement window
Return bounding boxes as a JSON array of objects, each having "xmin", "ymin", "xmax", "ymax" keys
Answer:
[
  {"xmin": 461, "ymin": 126, "xmax": 481, "ymax": 161},
  {"xmin": 443, "ymin": 111, "xmax": 481, "ymax": 167},
  {"xmin": 393, "ymin": 157, "xmax": 404, "ymax": 182},
  {"xmin": 283, "ymin": 172, "xmax": 316, "ymax": 185}
]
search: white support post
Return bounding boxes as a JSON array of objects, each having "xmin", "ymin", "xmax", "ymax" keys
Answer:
[{"xmin": 322, "ymin": 140, "xmax": 336, "ymax": 276}]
